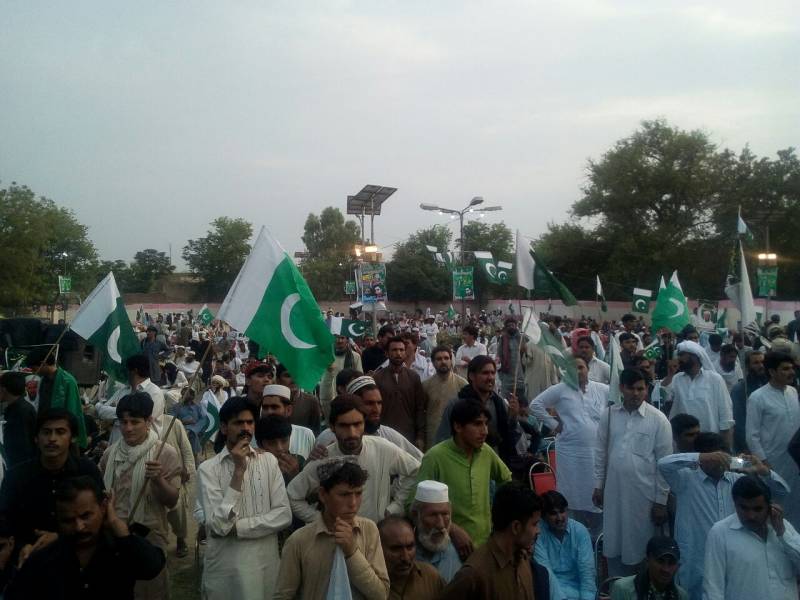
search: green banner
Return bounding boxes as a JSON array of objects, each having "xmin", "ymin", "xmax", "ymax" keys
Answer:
[
  {"xmin": 344, "ymin": 280, "xmax": 356, "ymax": 295},
  {"xmin": 453, "ymin": 267, "xmax": 475, "ymax": 301},
  {"xmin": 756, "ymin": 266, "xmax": 777, "ymax": 297},
  {"xmin": 58, "ymin": 276, "xmax": 72, "ymax": 294}
]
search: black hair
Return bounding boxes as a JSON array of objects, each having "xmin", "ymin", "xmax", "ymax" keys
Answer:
[
  {"xmin": 619, "ymin": 367, "xmax": 646, "ymax": 387},
  {"xmin": 541, "ymin": 490, "xmax": 568, "ymax": 513},
  {"xmin": 125, "ymin": 354, "xmax": 150, "ymax": 378},
  {"xmin": 275, "ymin": 363, "xmax": 291, "ymax": 379},
  {"xmin": 55, "ymin": 475, "xmax": 105, "ymax": 506},
  {"xmin": 621, "ymin": 313, "xmax": 636, "ymax": 323},
  {"xmin": 430, "ymin": 345, "xmax": 453, "ymax": 361},
  {"xmin": 116, "ymin": 391, "xmax": 154, "ymax": 419},
  {"xmin": 319, "ymin": 461, "xmax": 369, "ymax": 491},
  {"xmin": 618, "ymin": 332, "xmax": 635, "ymax": 343},
  {"xmin": 764, "ymin": 351, "xmax": 794, "ymax": 373},
  {"xmin": 694, "ymin": 432, "xmax": 728, "ymax": 453},
  {"xmin": 386, "ymin": 336, "xmax": 405, "ymax": 349},
  {"xmin": 576, "ymin": 335, "xmax": 594, "ymax": 349},
  {"xmin": 0, "ymin": 371, "xmax": 26, "ymax": 396},
  {"xmin": 708, "ymin": 333, "xmax": 723, "ymax": 346},
  {"xmin": 255, "ymin": 415, "xmax": 292, "ymax": 445},
  {"xmin": 377, "ymin": 515, "xmax": 414, "ymax": 539},
  {"xmin": 670, "ymin": 413, "xmax": 699, "ymax": 439},
  {"xmin": 720, "ymin": 344, "xmax": 737, "ymax": 357},
  {"xmin": 25, "ymin": 346, "xmax": 56, "ymax": 367},
  {"xmin": 491, "ymin": 481, "xmax": 542, "ymax": 532},
  {"xmin": 377, "ymin": 325, "xmax": 395, "ymax": 338},
  {"xmin": 336, "ymin": 368, "xmax": 363, "ymax": 390},
  {"xmin": 36, "ymin": 408, "xmax": 79, "ymax": 437},
  {"xmin": 732, "ymin": 475, "xmax": 771, "ymax": 504},
  {"xmin": 219, "ymin": 396, "xmax": 257, "ymax": 424},
  {"xmin": 462, "ymin": 325, "xmax": 479, "ymax": 338},
  {"xmin": 449, "ymin": 399, "xmax": 491, "ymax": 436},
  {"xmin": 467, "ymin": 355, "xmax": 496, "ymax": 377},
  {"xmin": 329, "ymin": 394, "xmax": 366, "ymax": 426}
]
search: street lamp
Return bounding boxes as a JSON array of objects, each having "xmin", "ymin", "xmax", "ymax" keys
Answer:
[
  {"xmin": 419, "ymin": 197, "xmax": 503, "ymax": 317},
  {"xmin": 757, "ymin": 252, "xmax": 778, "ymax": 326}
]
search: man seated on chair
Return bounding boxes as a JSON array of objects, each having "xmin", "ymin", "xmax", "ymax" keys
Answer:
[
  {"xmin": 534, "ymin": 490, "xmax": 596, "ymax": 600},
  {"xmin": 610, "ymin": 535, "xmax": 687, "ymax": 600}
]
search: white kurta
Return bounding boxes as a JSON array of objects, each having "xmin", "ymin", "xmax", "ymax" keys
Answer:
[
  {"xmin": 531, "ymin": 381, "xmax": 609, "ymax": 512},
  {"xmin": 587, "ymin": 357, "xmax": 611, "ymax": 384},
  {"xmin": 594, "ymin": 402, "xmax": 672, "ymax": 565},
  {"xmin": 197, "ymin": 447, "xmax": 292, "ymax": 600},
  {"xmin": 746, "ymin": 383, "xmax": 800, "ymax": 529},
  {"xmin": 667, "ymin": 369, "xmax": 734, "ymax": 433}
]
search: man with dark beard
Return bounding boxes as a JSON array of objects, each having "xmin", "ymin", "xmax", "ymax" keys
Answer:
[
  {"xmin": 730, "ymin": 350, "xmax": 767, "ymax": 453},
  {"xmin": 320, "ymin": 335, "xmax": 362, "ymax": 420}
]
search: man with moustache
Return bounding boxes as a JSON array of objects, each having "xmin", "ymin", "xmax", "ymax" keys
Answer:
[
  {"xmin": 730, "ymin": 349, "xmax": 767, "ymax": 453},
  {"xmin": 409, "ymin": 481, "xmax": 463, "ymax": 583},
  {"xmin": 379, "ymin": 516, "xmax": 444, "ymax": 599},
  {"xmin": 422, "ymin": 346, "xmax": 467, "ymax": 450}
]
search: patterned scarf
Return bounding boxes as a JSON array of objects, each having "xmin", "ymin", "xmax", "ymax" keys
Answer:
[{"xmin": 103, "ymin": 430, "xmax": 160, "ymax": 522}]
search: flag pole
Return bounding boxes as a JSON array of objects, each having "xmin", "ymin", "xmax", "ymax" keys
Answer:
[
  {"xmin": 32, "ymin": 327, "xmax": 70, "ymax": 376},
  {"xmin": 511, "ymin": 304, "xmax": 533, "ymax": 398},
  {"xmin": 127, "ymin": 338, "xmax": 214, "ymax": 525}
]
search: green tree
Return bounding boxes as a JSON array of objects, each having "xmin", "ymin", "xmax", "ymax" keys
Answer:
[
  {"xmin": 386, "ymin": 226, "xmax": 452, "ymax": 303},
  {"xmin": 461, "ymin": 221, "xmax": 515, "ymax": 304},
  {"xmin": 95, "ymin": 260, "xmax": 135, "ymax": 292},
  {"xmin": 183, "ymin": 217, "xmax": 253, "ymax": 300},
  {"xmin": 129, "ymin": 249, "xmax": 175, "ymax": 292},
  {"xmin": 538, "ymin": 120, "xmax": 800, "ymax": 300},
  {"xmin": 0, "ymin": 182, "xmax": 98, "ymax": 314},
  {"xmin": 300, "ymin": 208, "xmax": 361, "ymax": 300}
]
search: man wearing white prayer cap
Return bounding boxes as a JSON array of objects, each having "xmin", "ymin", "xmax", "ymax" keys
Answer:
[
  {"xmin": 666, "ymin": 340, "xmax": 734, "ymax": 448},
  {"xmin": 409, "ymin": 481, "xmax": 463, "ymax": 583},
  {"xmin": 260, "ymin": 384, "xmax": 315, "ymax": 459}
]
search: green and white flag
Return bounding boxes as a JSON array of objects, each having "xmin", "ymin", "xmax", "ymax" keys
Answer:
[
  {"xmin": 70, "ymin": 272, "xmax": 140, "ymax": 382},
  {"xmin": 515, "ymin": 230, "xmax": 578, "ymax": 306},
  {"xmin": 607, "ymin": 333, "xmax": 624, "ymax": 404},
  {"xmin": 651, "ymin": 276, "xmax": 690, "ymax": 333},
  {"xmin": 200, "ymin": 394, "xmax": 220, "ymax": 445},
  {"xmin": 447, "ymin": 304, "xmax": 456, "ymax": 320},
  {"xmin": 496, "ymin": 260, "xmax": 512, "ymax": 282},
  {"xmin": 596, "ymin": 276, "xmax": 608, "ymax": 312},
  {"xmin": 330, "ymin": 317, "xmax": 368, "ymax": 339},
  {"xmin": 198, "ymin": 304, "xmax": 215, "ymax": 326},
  {"xmin": 737, "ymin": 206, "xmax": 754, "ymax": 243},
  {"xmin": 659, "ymin": 276, "xmax": 667, "ymax": 291},
  {"xmin": 631, "ymin": 288, "xmax": 653, "ymax": 314},
  {"xmin": 642, "ymin": 341, "xmax": 663, "ymax": 362},
  {"xmin": 724, "ymin": 240, "xmax": 758, "ymax": 335},
  {"xmin": 522, "ymin": 307, "xmax": 578, "ymax": 389},
  {"xmin": 474, "ymin": 251, "xmax": 499, "ymax": 283},
  {"xmin": 217, "ymin": 227, "xmax": 334, "ymax": 390}
]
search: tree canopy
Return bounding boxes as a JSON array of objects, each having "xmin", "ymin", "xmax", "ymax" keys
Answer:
[
  {"xmin": 386, "ymin": 226, "xmax": 453, "ymax": 303},
  {"xmin": 537, "ymin": 120, "xmax": 800, "ymax": 300},
  {"xmin": 300, "ymin": 207, "xmax": 361, "ymax": 301},
  {"xmin": 183, "ymin": 217, "xmax": 253, "ymax": 300}
]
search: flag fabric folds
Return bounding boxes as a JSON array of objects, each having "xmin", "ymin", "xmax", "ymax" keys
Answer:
[
  {"xmin": 724, "ymin": 240, "xmax": 758, "ymax": 335},
  {"xmin": 329, "ymin": 317, "xmax": 368, "ymax": 339},
  {"xmin": 515, "ymin": 231, "xmax": 577, "ymax": 306},
  {"xmin": 70, "ymin": 272, "xmax": 140, "ymax": 382},
  {"xmin": 521, "ymin": 307, "xmax": 578, "ymax": 390},
  {"xmin": 198, "ymin": 304, "xmax": 215, "ymax": 326},
  {"xmin": 596, "ymin": 276, "xmax": 608, "ymax": 312},
  {"xmin": 217, "ymin": 227, "xmax": 334, "ymax": 391},
  {"xmin": 651, "ymin": 274, "xmax": 691, "ymax": 333}
]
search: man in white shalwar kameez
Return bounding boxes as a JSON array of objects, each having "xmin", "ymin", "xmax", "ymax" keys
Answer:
[
  {"xmin": 198, "ymin": 397, "xmax": 292, "ymax": 600},
  {"xmin": 746, "ymin": 350, "xmax": 800, "ymax": 529},
  {"xmin": 531, "ymin": 357, "xmax": 608, "ymax": 538},
  {"xmin": 593, "ymin": 368, "xmax": 673, "ymax": 577}
]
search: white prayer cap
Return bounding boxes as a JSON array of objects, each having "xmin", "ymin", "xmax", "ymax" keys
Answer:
[
  {"xmin": 263, "ymin": 384, "xmax": 291, "ymax": 400},
  {"xmin": 415, "ymin": 480, "xmax": 449, "ymax": 504},
  {"xmin": 346, "ymin": 376, "xmax": 376, "ymax": 395},
  {"xmin": 676, "ymin": 340, "xmax": 714, "ymax": 371}
]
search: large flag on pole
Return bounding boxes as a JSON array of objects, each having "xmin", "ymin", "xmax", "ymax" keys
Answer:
[
  {"xmin": 737, "ymin": 206, "xmax": 754, "ymax": 242},
  {"xmin": 70, "ymin": 272, "xmax": 140, "ymax": 382},
  {"xmin": 197, "ymin": 304, "xmax": 215, "ymax": 326},
  {"xmin": 515, "ymin": 231, "xmax": 578, "ymax": 306},
  {"xmin": 725, "ymin": 240, "xmax": 758, "ymax": 335},
  {"xmin": 651, "ymin": 273, "xmax": 691, "ymax": 333},
  {"xmin": 596, "ymin": 276, "xmax": 607, "ymax": 312},
  {"xmin": 521, "ymin": 306, "xmax": 578, "ymax": 389},
  {"xmin": 473, "ymin": 251, "xmax": 499, "ymax": 283},
  {"xmin": 217, "ymin": 227, "xmax": 334, "ymax": 390}
]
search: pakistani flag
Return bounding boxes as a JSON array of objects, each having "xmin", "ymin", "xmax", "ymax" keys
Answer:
[
  {"xmin": 642, "ymin": 341, "xmax": 663, "ymax": 362},
  {"xmin": 447, "ymin": 304, "xmax": 456, "ymax": 320},
  {"xmin": 724, "ymin": 240, "xmax": 758, "ymax": 335},
  {"xmin": 198, "ymin": 304, "xmax": 215, "ymax": 326},
  {"xmin": 474, "ymin": 251, "xmax": 500, "ymax": 283},
  {"xmin": 217, "ymin": 227, "xmax": 334, "ymax": 390},
  {"xmin": 515, "ymin": 231, "xmax": 577, "ymax": 306},
  {"xmin": 596, "ymin": 276, "xmax": 608, "ymax": 312},
  {"xmin": 737, "ymin": 206, "xmax": 754, "ymax": 243},
  {"xmin": 200, "ymin": 391, "xmax": 221, "ymax": 445},
  {"xmin": 651, "ymin": 277, "xmax": 690, "ymax": 333},
  {"xmin": 522, "ymin": 307, "xmax": 578, "ymax": 389},
  {"xmin": 496, "ymin": 260, "xmax": 512, "ymax": 282},
  {"xmin": 659, "ymin": 276, "xmax": 666, "ymax": 291},
  {"xmin": 631, "ymin": 288, "xmax": 653, "ymax": 314},
  {"xmin": 70, "ymin": 272, "xmax": 140, "ymax": 382},
  {"xmin": 330, "ymin": 317, "xmax": 368, "ymax": 339}
]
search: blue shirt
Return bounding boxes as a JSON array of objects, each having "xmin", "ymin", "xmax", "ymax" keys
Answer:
[
  {"xmin": 657, "ymin": 452, "xmax": 789, "ymax": 600},
  {"xmin": 415, "ymin": 540, "xmax": 462, "ymax": 583},
  {"xmin": 533, "ymin": 518, "xmax": 596, "ymax": 600}
]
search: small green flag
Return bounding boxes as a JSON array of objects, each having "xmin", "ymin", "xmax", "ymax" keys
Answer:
[
  {"xmin": 651, "ymin": 280, "xmax": 690, "ymax": 333},
  {"xmin": 522, "ymin": 307, "xmax": 578, "ymax": 389},
  {"xmin": 515, "ymin": 231, "xmax": 577, "ymax": 306},
  {"xmin": 631, "ymin": 288, "xmax": 653, "ymax": 314},
  {"xmin": 642, "ymin": 342, "xmax": 663, "ymax": 361},
  {"xmin": 447, "ymin": 304, "xmax": 456, "ymax": 320},
  {"xmin": 201, "ymin": 401, "xmax": 220, "ymax": 445},
  {"xmin": 596, "ymin": 276, "xmax": 608, "ymax": 312},
  {"xmin": 330, "ymin": 317, "xmax": 368, "ymax": 339},
  {"xmin": 198, "ymin": 304, "xmax": 215, "ymax": 326}
]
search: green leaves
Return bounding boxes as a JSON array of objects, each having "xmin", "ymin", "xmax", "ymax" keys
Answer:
[{"xmin": 182, "ymin": 217, "xmax": 253, "ymax": 300}]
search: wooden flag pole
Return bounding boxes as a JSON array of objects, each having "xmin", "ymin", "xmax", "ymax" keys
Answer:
[
  {"xmin": 127, "ymin": 339, "xmax": 214, "ymax": 525},
  {"xmin": 511, "ymin": 303, "xmax": 533, "ymax": 398}
]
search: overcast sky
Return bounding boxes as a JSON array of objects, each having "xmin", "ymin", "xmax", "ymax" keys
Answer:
[{"xmin": 2, "ymin": 1, "xmax": 798, "ymax": 267}]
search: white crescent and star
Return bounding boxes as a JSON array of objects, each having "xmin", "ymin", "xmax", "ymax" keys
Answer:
[
  {"xmin": 107, "ymin": 326, "xmax": 122, "ymax": 363},
  {"xmin": 634, "ymin": 298, "xmax": 648, "ymax": 312},
  {"xmin": 280, "ymin": 293, "xmax": 316, "ymax": 349},
  {"xmin": 347, "ymin": 323, "xmax": 362, "ymax": 337},
  {"xmin": 485, "ymin": 263, "xmax": 497, "ymax": 279},
  {"xmin": 668, "ymin": 298, "xmax": 685, "ymax": 319}
]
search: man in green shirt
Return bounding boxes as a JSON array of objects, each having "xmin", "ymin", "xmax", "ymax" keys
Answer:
[{"xmin": 414, "ymin": 399, "xmax": 511, "ymax": 546}]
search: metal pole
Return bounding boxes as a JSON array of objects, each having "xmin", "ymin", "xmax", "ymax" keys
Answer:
[
  {"xmin": 460, "ymin": 210, "xmax": 466, "ymax": 322},
  {"xmin": 764, "ymin": 224, "xmax": 771, "ymax": 330},
  {"xmin": 370, "ymin": 197, "xmax": 375, "ymax": 245}
]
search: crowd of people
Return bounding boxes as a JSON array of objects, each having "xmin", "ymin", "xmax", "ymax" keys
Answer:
[{"xmin": 0, "ymin": 305, "xmax": 799, "ymax": 600}]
